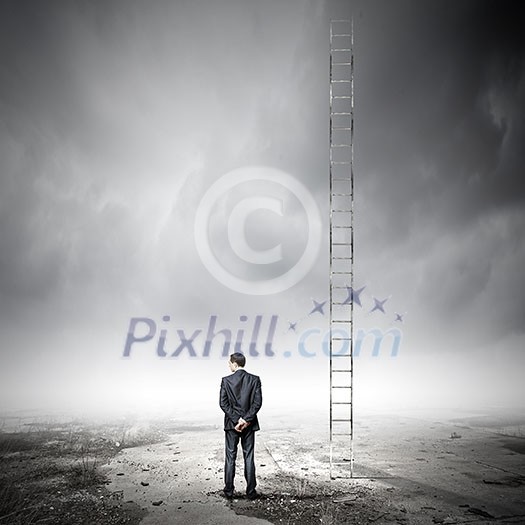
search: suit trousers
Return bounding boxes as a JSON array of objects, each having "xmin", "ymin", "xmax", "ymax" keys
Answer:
[{"xmin": 224, "ymin": 428, "xmax": 256, "ymax": 496}]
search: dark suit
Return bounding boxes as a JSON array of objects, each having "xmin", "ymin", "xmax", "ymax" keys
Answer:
[{"xmin": 220, "ymin": 368, "xmax": 262, "ymax": 497}]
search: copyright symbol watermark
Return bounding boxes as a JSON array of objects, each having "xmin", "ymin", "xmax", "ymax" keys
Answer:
[{"xmin": 194, "ymin": 166, "xmax": 321, "ymax": 295}]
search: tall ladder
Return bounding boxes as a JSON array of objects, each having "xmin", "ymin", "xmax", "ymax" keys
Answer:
[{"xmin": 329, "ymin": 19, "xmax": 354, "ymax": 480}]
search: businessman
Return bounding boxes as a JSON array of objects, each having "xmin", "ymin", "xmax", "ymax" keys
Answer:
[{"xmin": 219, "ymin": 352, "xmax": 262, "ymax": 499}]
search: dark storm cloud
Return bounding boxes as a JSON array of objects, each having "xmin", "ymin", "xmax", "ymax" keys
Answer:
[
  {"xmin": 351, "ymin": 0, "xmax": 525, "ymax": 340},
  {"xmin": 356, "ymin": 0, "xmax": 525, "ymax": 226}
]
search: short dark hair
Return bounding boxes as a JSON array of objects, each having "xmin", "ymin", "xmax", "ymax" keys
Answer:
[{"xmin": 230, "ymin": 352, "xmax": 246, "ymax": 367}]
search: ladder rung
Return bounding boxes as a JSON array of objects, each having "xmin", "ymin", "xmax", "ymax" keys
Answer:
[
  {"xmin": 332, "ymin": 33, "xmax": 352, "ymax": 36},
  {"xmin": 332, "ymin": 385, "xmax": 352, "ymax": 389},
  {"xmin": 332, "ymin": 49, "xmax": 351, "ymax": 51},
  {"xmin": 331, "ymin": 193, "xmax": 352, "ymax": 197},
  {"xmin": 331, "ymin": 177, "xmax": 351, "ymax": 181},
  {"xmin": 332, "ymin": 286, "xmax": 351, "ymax": 289},
  {"xmin": 332, "ymin": 302, "xmax": 352, "ymax": 306},
  {"xmin": 331, "ymin": 272, "xmax": 352, "ymax": 275},
  {"xmin": 332, "ymin": 354, "xmax": 352, "ymax": 357},
  {"xmin": 332, "ymin": 242, "xmax": 352, "ymax": 246},
  {"xmin": 332, "ymin": 127, "xmax": 352, "ymax": 130},
  {"xmin": 332, "ymin": 338, "xmax": 351, "ymax": 342},
  {"xmin": 332, "ymin": 62, "xmax": 352, "ymax": 65},
  {"xmin": 331, "ymin": 80, "xmax": 351, "ymax": 83},
  {"xmin": 332, "ymin": 225, "xmax": 352, "ymax": 228},
  {"xmin": 332, "ymin": 369, "xmax": 352, "ymax": 372},
  {"xmin": 332, "ymin": 418, "xmax": 352, "ymax": 422},
  {"xmin": 332, "ymin": 96, "xmax": 351, "ymax": 99},
  {"xmin": 331, "ymin": 162, "xmax": 351, "ymax": 165},
  {"xmin": 332, "ymin": 433, "xmax": 352, "ymax": 436},
  {"xmin": 332, "ymin": 256, "xmax": 352, "ymax": 259},
  {"xmin": 330, "ymin": 112, "xmax": 352, "ymax": 115},
  {"xmin": 331, "ymin": 144, "xmax": 351, "ymax": 147},
  {"xmin": 332, "ymin": 402, "xmax": 352, "ymax": 405}
]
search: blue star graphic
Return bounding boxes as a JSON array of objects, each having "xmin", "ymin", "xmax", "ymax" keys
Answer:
[
  {"xmin": 394, "ymin": 312, "xmax": 404, "ymax": 322},
  {"xmin": 370, "ymin": 297, "xmax": 388, "ymax": 314},
  {"xmin": 343, "ymin": 286, "xmax": 365, "ymax": 307},
  {"xmin": 287, "ymin": 321, "xmax": 298, "ymax": 332},
  {"xmin": 309, "ymin": 299, "xmax": 327, "ymax": 315}
]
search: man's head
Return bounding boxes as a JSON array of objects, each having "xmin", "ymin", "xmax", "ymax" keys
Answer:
[{"xmin": 229, "ymin": 352, "xmax": 246, "ymax": 372}]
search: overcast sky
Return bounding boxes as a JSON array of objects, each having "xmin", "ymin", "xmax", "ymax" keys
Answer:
[{"xmin": 0, "ymin": 0, "xmax": 523, "ymax": 417}]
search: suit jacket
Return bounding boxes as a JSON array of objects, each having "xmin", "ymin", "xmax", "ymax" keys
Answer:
[{"xmin": 220, "ymin": 369, "xmax": 262, "ymax": 431}]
